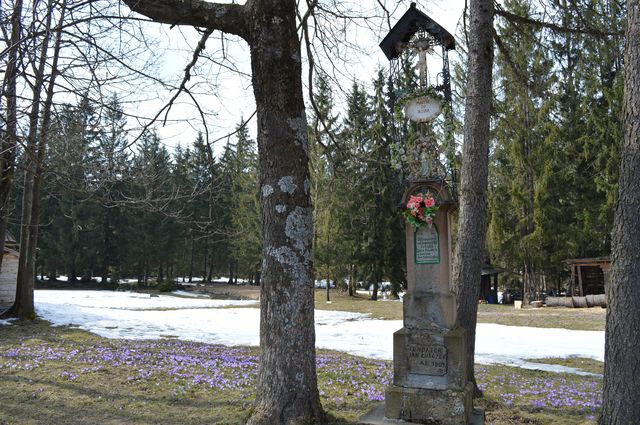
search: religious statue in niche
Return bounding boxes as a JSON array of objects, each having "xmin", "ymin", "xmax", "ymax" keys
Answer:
[{"xmin": 412, "ymin": 124, "xmax": 446, "ymax": 179}]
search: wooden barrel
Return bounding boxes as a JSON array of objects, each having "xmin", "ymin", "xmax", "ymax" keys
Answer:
[
  {"xmin": 572, "ymin": 296, "xmax": 589, "ymax": 308},
  {"xmin": 545, "ymin": 296, "xmax": 574, "ymax": 308}
]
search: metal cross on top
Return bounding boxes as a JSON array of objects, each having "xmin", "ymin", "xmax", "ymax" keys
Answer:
[
  {"xmin": 379, "ymin": 2, "xmax": 455, "ymax": 100},
  {"xmin": 380, "ymin": 3, "xmax": 457, "ymax": 188}
]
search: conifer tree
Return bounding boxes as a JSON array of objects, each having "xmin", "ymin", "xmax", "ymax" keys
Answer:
[
  {"xmin": 308, "ymin": 72, "xmax": 341, "ymax": 295},
  {"xmin": 363, "ymin": 69, "xmax": 405, "ymax": 299},
  {"xmin": 490, "ymin": 0, "xmax": 558, "ymax": 300},
  {"xmin": 335, "ymin": 81, "xmax": 372, "ymax": 296},
  {"xmin": 228, "ymin": 121, "xmax": 261, "ymax": 282}
]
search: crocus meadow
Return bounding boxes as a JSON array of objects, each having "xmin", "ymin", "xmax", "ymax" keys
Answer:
[{"xmin": 0, "ymin": 326, "xmax": 602, "ymax": 424}]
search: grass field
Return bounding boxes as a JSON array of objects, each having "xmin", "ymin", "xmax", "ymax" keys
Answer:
[{"xmin": 0, "ymin": 320, "xmax": 602, "ymax": 425}]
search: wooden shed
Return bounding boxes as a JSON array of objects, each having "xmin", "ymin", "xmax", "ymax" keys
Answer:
[
  {"xmin": 566, "ymin": 256, "xmax": 610, "ymax": 296},
  {"xmin": 480, "ymin": 261, "xmax": 503, "ymax": 304},
  {"xmin": 0, "ymin": 247, "xmax": 19, "ymax": 310}
]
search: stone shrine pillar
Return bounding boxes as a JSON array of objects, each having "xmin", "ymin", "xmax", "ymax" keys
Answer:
[
  {"xmin": 370, "ymin": 5, "xmax": 480, "ymax": 424},
  {"xmin": 384, "ymin": 179, "xmax": 475, "ymax": 425}
]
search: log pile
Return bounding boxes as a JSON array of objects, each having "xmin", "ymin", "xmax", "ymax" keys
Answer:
[{"xmin": 545, "ymin": 294, "xmax": 607, "ymax": 308}]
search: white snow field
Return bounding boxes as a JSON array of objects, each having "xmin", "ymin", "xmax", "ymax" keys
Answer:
[{"xmin": 0, "ymin": 290, "xmax": 604, "ymax": 374}]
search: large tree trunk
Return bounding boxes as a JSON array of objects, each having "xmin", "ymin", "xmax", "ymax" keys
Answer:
[
  {"xmin": 122, "ymin": 1, "xmax": 324, "ymax": 423},
  {"xmin": 600, "ymin": 1, "xmax": 640, "ymax": 422},
  {"xmin": 247, "ymin": 1, "xmax": 323, "ymax": 422},
  {"xmin": 452, "ymin": 0, "xmax": 494, "ymax": 394}
]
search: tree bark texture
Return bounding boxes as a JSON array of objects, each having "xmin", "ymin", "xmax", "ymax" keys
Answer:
[
  {"xmin": 452, "ymin": 0, "xmax": 494, "ymax": 390},
  {"xmin": 122, "ymin": 1, "xmax": 324, "ymax": 423},
  {"xmin": 600, "ymin": 1, "xmax": 640, "ymax": 423}
]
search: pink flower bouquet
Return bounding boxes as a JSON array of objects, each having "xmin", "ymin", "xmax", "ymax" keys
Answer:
[{"xmin": 402, "ymin": 192, "xmax": 438, "ymax": 229}]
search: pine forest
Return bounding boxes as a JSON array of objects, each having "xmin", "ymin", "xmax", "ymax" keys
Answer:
[{"xmin": 0, "ymin": 0, "xmax": 625, "ymax": 299}]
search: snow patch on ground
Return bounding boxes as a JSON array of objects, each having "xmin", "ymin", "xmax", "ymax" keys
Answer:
[
  {"xmin": 0, "ymin": 318, "xmax": 14, "ymax": 326},
  {"xmin": 171, "ymin": 290, "xmax": 210, "ymax": 298},
  {"xmin": 35, "ymin": 290, "xmax": 256, "ymax": 311},
  {"xmin": 476, "ymin": 356, "xmax": 601, "ymax": 376},
  {"xmin": 475, "ymin": 323, "xmax": 604, "ymax": 363},
  {"xmin": 32, "ymin": 290, "xmax": 604, "ymax": 374}
]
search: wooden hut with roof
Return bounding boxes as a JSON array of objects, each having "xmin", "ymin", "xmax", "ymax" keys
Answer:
[
  {"xmin": 546, "ymin": 256, "xmax": 610, "ymax": 308},
  {"xmin": 480, "ymin": 261, "xmax": 503, "ymax": 304},
  {"xmin": 566, "ymin": 256, "xmax": 610, "ymax": 296},
  {"xmin": 0, "ymin": 233, "xmax": 19, "ymax": 311}
]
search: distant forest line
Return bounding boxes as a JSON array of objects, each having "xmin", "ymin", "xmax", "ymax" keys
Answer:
[{"xmin": 3, "ymin": 0, "xmax": 623, "ymax": 301}]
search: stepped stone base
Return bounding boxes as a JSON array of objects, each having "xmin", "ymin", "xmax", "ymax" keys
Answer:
[
  {"xmin": 359, "ymin": 401, "xmax": 484, "ymax": 425},
  {"xmin": 383, "ymin": 383, "xmax": 475, "ymax": 425}
]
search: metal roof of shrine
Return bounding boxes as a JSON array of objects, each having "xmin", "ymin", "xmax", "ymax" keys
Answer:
[{"xmin": 379, "ymin": 3, "xmax": 456, "ymax": 61}]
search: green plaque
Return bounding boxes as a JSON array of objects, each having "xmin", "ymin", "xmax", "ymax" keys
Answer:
[{"xmin": 415, "ymin": 225, "xmax": 440, "ymax": 264}]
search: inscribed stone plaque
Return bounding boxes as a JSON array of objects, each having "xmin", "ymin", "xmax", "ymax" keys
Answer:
[
  {"xmin": 415, "ymin": 226, "xmax": 440, "ymax": 264},
  {"xmin": 408, "ymin": 344, "xmax": 447, "ymax": 376},
  {"xmin": 404, "ymin": 96, "xmax": 443, "ymax": 122}
]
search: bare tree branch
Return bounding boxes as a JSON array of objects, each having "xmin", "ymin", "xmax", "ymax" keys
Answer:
[
  {"xmin": 122, "ymin": 0, "xmax": 248, "ymax": 38},
  {"xmin": 494, "ymin": 2, "xmax": 623, "ymax": 36},
  {"xmin": 124, "ymin": 27, "xmax": 213, "ymax": 149}
]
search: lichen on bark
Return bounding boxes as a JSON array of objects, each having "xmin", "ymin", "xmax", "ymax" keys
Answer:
[{"xmin": 278, "ymin": 176, "xmax": 297, "ymax": 194}]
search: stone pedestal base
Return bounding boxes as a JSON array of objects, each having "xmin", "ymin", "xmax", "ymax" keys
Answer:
[
  {"xmin": 359, "ymin": 403, "xmax": 484, "ymax": 425},
  {"xmin": 385, "ymin": 383, "xmax": 474, "ymax": 425},
  {"xmin": 391, "ymin": 327, "xmax": 468, "ymax": 390}
]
